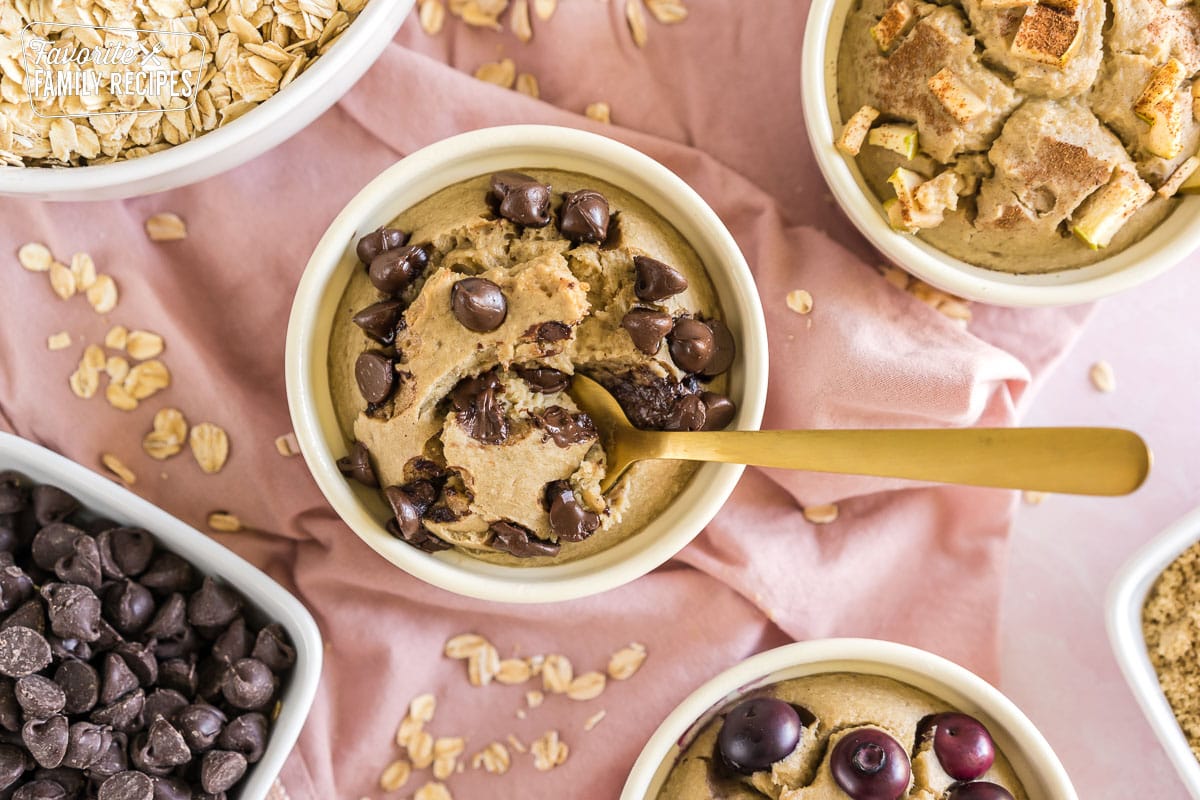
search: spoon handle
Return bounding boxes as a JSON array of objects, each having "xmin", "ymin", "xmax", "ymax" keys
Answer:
[{"xmin": 645, "ymin": 427, "xmax": 1151, "ymax": 496}]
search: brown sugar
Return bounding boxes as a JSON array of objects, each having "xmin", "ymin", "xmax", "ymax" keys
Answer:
[{"xmin": 1144, "ymin": 540, "xmax": 1200, "ymax": 761}]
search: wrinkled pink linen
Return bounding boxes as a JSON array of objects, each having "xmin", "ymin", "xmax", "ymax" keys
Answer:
[{"xmin": 0, "ymin": 5, "xmax": 1096, "ymax": 797}]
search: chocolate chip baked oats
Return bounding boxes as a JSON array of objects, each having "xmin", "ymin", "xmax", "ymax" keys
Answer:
[{"xmin": 328, "ymin": 170, "xmax": 737, "ymax": 565}]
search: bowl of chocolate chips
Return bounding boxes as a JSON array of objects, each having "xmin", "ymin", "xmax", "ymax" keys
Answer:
[
  {"xmin": 285, "ymin": 124, "xmax": 768, "ymax": 604},
  {"xmin": 622, "ymin": 639, "xmax": 1077, "ymax": 800},
  {"xmin": 0, "ymin": 432, "xmax": 322, "ymax": 799}
]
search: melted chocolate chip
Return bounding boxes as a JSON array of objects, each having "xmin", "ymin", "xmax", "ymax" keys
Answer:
[
  {"xmin": 621, "ymin": 308, "xmax": 674, "ymax": 355},
  {"xmin": 354, "ymin": 351, "xmax": 397, "ymax": 405},
  {"xmin": 352, "ymin": 299, "xmax": 405, "ymax": 344},
  {"xmin": 558, "ymin": 189, "xmax": 610, "ymax": 243},
  {"xmin": 598, "ymin": 367, "xmax": 690, "ymax": 430},
  {"xmin": 544, "ymin": 481, "xmax": 600, "ymax": 543},
  {"xmin": 532, "ymin": 407, "xmax": 597, "ymax": 448},
  {"xmin": 450, "ymin": 371, "xmax": 509, "ymax": 445},
  {"xmin": 665, "ymin": 394, "xmax": 707, "ymax": 431},
  {"xmin": 451, "ymin": 278, "xmax": 508, "ymax": 333},
  {"xmin": 533, "ymin": 321, "xmax": 571, "ymax": 343},
  {"xmin": 488, "ymin": 521, "xmax": 559, "ymax": 559},
  {"xmin": 368, "ymin": 245, "xmax": 428, "ymax": 296},
  {"xmin": 514, "ymin": 366, "xmax": 571, "ymax": 394},
  {"xmin": 383, "ymin": 487, "xmax": 422, "ymax": 540},
  {"xmin": 385, "ymin": 518, "xmax": 452, "ymax": 553},
  {"xmin": 337, "ymin": 441, "xmax": 379, "ymax": 488},
  {"xmin": 633, "ymin": 255, "xmax": 689, "ymax": 301},
  {"xmin": 700, "ymin": 317, "xmax": 736, "ymax": 378},
  {"xmin": 668, "ymin": 318, "xmax": 716, "ymax": 373},
  {"xmin": 489, "ymin": 172, "xmax": 552, "ymax": 227},
  {"xmin": 355, "ymin": 227, "xmax": 409, "ymax": 265},
  {"xmin": 700, "ymin": 392, "xmax": 737, "ymax": 431}
]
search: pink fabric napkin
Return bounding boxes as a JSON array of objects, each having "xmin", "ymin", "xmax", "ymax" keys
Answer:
[{"xmin": 0, "ymin": 5, "xmax": 1097, "ymax": 797}]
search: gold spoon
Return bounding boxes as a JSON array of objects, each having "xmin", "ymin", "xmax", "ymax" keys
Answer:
[{"xmin": 570, "ymin": 375, "xmax": 1152, "ymax": 496}]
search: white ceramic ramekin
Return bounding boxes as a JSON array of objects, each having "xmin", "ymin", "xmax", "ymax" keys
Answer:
[
  {"xmin": 285, "ymin": 124, "xmax": 768, "ymax": 604},
  {"xmin": 621, "ymin": 639, "xmax": 1078, "ymax": 799},
  {"xmin": 0, "ymin": 432, "xmax": 323, "ymax": 800},
  {"xmin": 800, "ymin": 0, "xmax": 1200, "ymax": 307},
  {"xmin": 1107, "ymin": 505, "xmax": 1200, "ymax": 799},
  {"xmin": 0, "ymin": 1, "xmax": 412, "ymax": 201}
]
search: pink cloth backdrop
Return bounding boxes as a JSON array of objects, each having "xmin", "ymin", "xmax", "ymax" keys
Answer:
[{"xmin": 0, "ymin": 5, "xmax": 1098, "ymax": 797}]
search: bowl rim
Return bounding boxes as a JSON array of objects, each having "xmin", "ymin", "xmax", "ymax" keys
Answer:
[
  {"xmin": 1106, "ymin": 504, "xmax": 1200, "ymax": 799},
  {"xmin": 799, "ymin": 0, "xmax": 1200, "ymax": 308},
  {"xmin": 0, "ymin": 431, "xmax": 323, "ymax": 800},
  {"xmin": 0, "ymin": 0, "xmax": 413, "ymax": 200},
  {"xmin": 620, "ymin": 638, "xmax": 1079, "ymax": 800},
  {"xmin": 284, "ymin": 123, "xmax": 769, "ymax": 604}
]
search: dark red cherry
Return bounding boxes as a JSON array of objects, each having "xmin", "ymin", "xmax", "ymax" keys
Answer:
[
  {"xmin": 927, "ymin": 713, "xmax": 995, "ymax": 781},
  {"xmin": 716, "ymin": 697, "xmax": 802, "ymax": 774},
  {"xmin": 830, "ymin": 728, "xmax": 911, "ymax": 800},
  {"xmin": 946, "ymin": 782, "xmax": 1014, "ymax": 800}
]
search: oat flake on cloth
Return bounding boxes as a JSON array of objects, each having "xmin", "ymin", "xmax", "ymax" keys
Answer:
[{"xmin": 0, "ymin": 5, "xmax": 1094, "ymax": 798}]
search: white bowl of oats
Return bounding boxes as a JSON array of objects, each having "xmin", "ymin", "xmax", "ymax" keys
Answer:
[{"xmin": 0, "ymin": 0, "xmax": 413, "ymax": 201}]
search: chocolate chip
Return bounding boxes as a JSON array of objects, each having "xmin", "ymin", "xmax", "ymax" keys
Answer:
[
  {"xmin": 700, "ymin": 392, "xmax": 737, "ymax": 431},
  {"xmin": 558, "ymin": 189, "xmax": 610, "ymax": 243},
  {"xmin": 0, "ymin": 678, "xmax": 20, "ymax": 731},
  {"xmin": 108, "ymin": 529, "xmax": 155, "ymax": 576},
  {"xmin": 23, "ymin": 715, "xmax": 68, "ymax": 768},
  {"xmin": 31, "ymin": 524, "xmax": 85, "ymax": 571},
  {"xmin": 0, "ymin": 626, "xmax": 52, "ymax": 677},
  {"xmin": 633, "ymin": 255, "xmax": 689, "ymax": 301},
  {"xmin": 47, "ymin": 636, "xmax": 90, "ymax": 662},
  {"xmin": 368, "ymin": 245, "xmax": 428, "ymax": 296},
  {"xmin": 251, "ymin": 624, "xmax": 295, "ymax": 672},
  {"xmin": 86, "ymin": 732, "xmax": 128, "ymax": 779},
  {"xmin": 451, "ymin": 278, "xmax": 508, "ymax": 333},
  {"xmin": 142, "ymin": 689, "xmax": 187, "ymax": 726},
  {"xmin": 137, "ymin": 553, "xmax": 193, "ymax": 595},
  {"xmin": 514, "ymin": 366, "xmax": 570, "ymax": 394},
  {"xmin": 94, "ymin": 530, "xmax": 125, "ymax": 581},
  {"xmin": 98, "ymin": 580, "xmax": 153, "ymax": 638},
  {"xmin": 352, "ymin": 299, "xmax": 405, "ymax": 344},
  {"xmin": 2, "ymin": 599, "xmax": 44, "ymax": 634},
  {"xmin": 217, "ymin": 713, "xmax": 266, "ymax": 763},
  {"xmin": 31, "ymin": 486, "xmax": 78, "ymax": 527},
  {"xmin": 0, "ymin": 473, "xmax": 27, "ymax": 515},
  {"xmin": 156, "ymin": 660, "xmax": 197, "ymax": 698},
  {"xmin": 531, "ymin": 407, "xmax": 597, "ymax": 448},
  {"xmin": 354, "ymin": 351, "xmax": 397, "ymax": 406},
  {"xmin": 621, "ymin": 308, "xmax": 674, "ymax": 355},
  {"xmin": 355, "ymin": 227, "xmax": 409, "ymax": 265},
  {"xmin": 15, "ymin": 676, "xmax": 66, "ymax": 719},
  {"xmin": 385, "ymin": 518, "xmax": 452, "ymax": 552},
  {"xmin": 488, "ymin": 521, "xmax": 559, "ymax": 559},
  {"xmin": 61, "ymin": 722, "xmax": 111, "ymax": 770},
  {"xmin": 54, "ymin": 661, "xmax": 99, "ymax": 715},
  {"xmin": 665, "ymin": 394, "xmax": 707, "ymax": 431},
  {"xmin": 200, "ymin": 749, "xmax": 247, "ymax": 794},
  {"xmin": 176, "ymin": 704, "xmax": 226, "ymax": 753},
  {"xmin": 115, "ymin": 643, "xmax": 155, "ymax": 689},
  {"xmin": 136, "ymin": 719, "xmax": 191, "ymax": 770},
  {"xmin": 544, "ymin": 481, "xmax": 600, "ymax": 543},
  {"xmin": 151, "ymin": 777, "xmax": 192, "ymax": 800},
  {"xmin": 13, "ymin": 779, "xmax": 67, "ymax": 800},
  {"xmin": 97, "ymin": 653, "xmax": 139, "ymax": 707},
  {"xmin": 211, "ymin": 618, "xmax": 253, "ymax": 666},
  {"xmin": 152, "ymin": 625, "xmax": 199, "ymax": 661},
  {"xmin": 98, "ymin": 771, "xmax": 154, "ymax": 800},
  {"xmin": 0, "ymin": 743, "xmax": 27, "ymax": 790},
  {"xmin": 53, "ymin": 535, "xmax": 102, "ymax": 590},
  {"xmin": 0, "ymin": 565, "xmax": 34, "ymax": 613},
  {"xmin": 43, "ymin": 583, "xmax": 103, "ymax": 643},
  {"xmin": 143, "ymin": 594, "xmax": 186, "ymax": 642},
  {"xmin": 700, "ymin": 317, "xmax": 736, "ymax": 378},
  {"xmin": 221, "ymin": 659, "xmax": 276, "ymax": 711},
  {"xmin": 489, "ymin": 172, "xmax": 552, "ymax": 227},
  {"xmin": 336, "ymin": 441, "xmax": 379, "ymax": 488},
  {"xmin": 668, "ymin": 318, "xmax": 716, "ymax": 373},
  {"xmin": 451, "ymin": 371, "xmax": 509, "ymax": 445},
  {"xmin": 89, "ymin": 689, "xmax": 144, "ymax": 733},
  {"xmin": 187, "ymin": 578, "xmax": 242, "ymax": 631}
]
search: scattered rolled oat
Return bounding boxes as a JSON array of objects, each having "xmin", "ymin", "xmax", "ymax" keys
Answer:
[
  {"xmin": 145, "ymin": 213, "xmax": 188, "ymax": 242},
  {"xmin": 379, "ymin": 759, "xmax": 412, "ymax": 792},
  {"xmin": 1090, "ymin": 360, "xmax": 1116, "ymax": 393},
  {"xmin": 105, "ymin": 383, "xmax": 139, "ymax": 412},
  {"xmin": 525, "ymin": 689, "xmax": 545, "ymax": 708},
  {"xmin": 207, "ymin": 512, "xmax": 242, "ymax": 532},
  {"xmin": 68, "ymin": 367, "xmax": 100, "ymax": 400},
  {"xmin": 143, "ymin": 408, "xmax": 189, "ymax": 460},
  {"xmin": 530, "ymin": 730, "xmax": 569, "ymax": 771},
  {"xmin": 475, "ymin": 58, "xmax": 517, "ymax": 88},
  {"xmin": 18, "ymin": 243, "xmax": 53, "ymax": 273},
  {"xmin": 125, "ymin": 359, "xmax": 171, "ymax": 399},
  {"xmin": 472, "ymin": 741, "xmax": 512, "ymax": 774},
  {"xmin": 444, "ymin": 633, "xmax": 490, "ymax": 659},
  {"xmin": 410, "ymin": 693, "xmax": 437, "ymax": 724},
  {"xmin": 541, "ymin": 654, "xmax": 573, "ymax": 694},
  {"xmin": 414, "ymin": 783, "xmax": 452, "ymax": 800},
  {"xmin": 455, "ymin": 0, "xmax": 507, "ymax": 29},
  {"xmin": 468, "ymin": 642, "xmax": 501, "ymax": 686},
  {"xmin": 126, "ymin": 330, "xmax": 165, "ymax": 360},
  {"xmin": 803, "ymin": 503, "xmax": 840, "ymax": 524},
  {"xmin": 566, "ymin": 671, "xmax": 606, "ymax": 701},
  {"xmin": 506, "ymin": 733, "xmax": 527, "ymax": 753},
  {"xmin": 533, "ymin": 0, "xmax": 557, "ymax": 20},
  {"xmin": 274, "ymin": 432, "xmax": 300, "ymax": 457},
  {"xmin": 646, "ymin": 0, "xmax": 688, "ymax": 23},
  {"xmin": 516, "ymin": 73, "xmax": 540, "ymax": 98},
  {"xmin": 105, "ymin": 325, "xmax": 129, "ymax": 350},
  {"xmin": 497, "ymin": 658, "xmax": 532, "ymax": 684},
  {"xmin": 585, "ymin": 102, "xmax": 612, "ymax": 124},
  {"xmin": 606, "ymin": 643, "xmax": 647, "ymax": 681},
  {"xmin": 408, "ymin": 730, "xmax": 435, "ymax": 770},
  {"xmin": 190, "ymin": 422, "xmax": 230, "ymax": 474},
  {"xmin": 70, "ymin": 253, "xmax": 97, "ymax": 290},
  {"xmin": 1023, "ymin": 490, "xmax": 1048, "ymax": 506},
  {"xmin": 419, "ymin": 0, "xmax": 447, "ymax": 33},
  {"xmin": 625, "ymin": 0, "xmax": 648, "ymax": 47},
  {"xmin": 583, "ymin": 709, "xmax": 606, "ymax": 731},
  {"xmin": 86, "ymin": 275, "xmax": 119, "ymax": 314},
  {"xmin": 511, "ymin": 0, "xmax": 533, "ymax": 41},
  {"xmin": 786, "ymin": 289, "xmax": 814, "ymax": 315},
  {"xmin": 49, "ymin": 262, "xmax": 77, "ymax": 300},
  {"xmin": 47, "ymin": 332, "xmax": 71, "ymax": 351},
  {"xmin": 433, "ymin": 737, "xmax": 465, "ymax": 780},
  {"xmin": 82, "ymin": 344, "xmax": 106, "ymax": 372},
  {"xmin": 101, "ymin": 453, "xmax": 136, "ymax": 485},
  {"xmin": 106, "ymin": 356, "xmax": 130, "ymax": 384}
]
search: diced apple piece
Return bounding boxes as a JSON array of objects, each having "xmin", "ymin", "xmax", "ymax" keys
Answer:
[
  {"xmin": 868, "ymin": 123, "xmax": 920, "ymax": 159},
  {"xmin": 886, "ymin": 168, "xmax": 956, "ymax": 232},
  {"xmin": 1134, "ymin": 59, "xmax": 1185, "ymax": 123},
  {"xmin": 888, "ymin": 166, "xmax": 925, "ymax": 199},
  {"xmin": 1147, "ymin": 94, "xmax": 1187, "ymax": 159},
  {"xmin": 1158, "ymin": 155, "xmax": 1199, "ymax": 197},
  {"xmin": 871, "ymin": 0, "xmax": 916, "ymax": 53},
  {"xmin": 928, "ymin": 68, "xmax": 988, "ymax": 125},
  {"xmin": 1180, "ymin": 163, "xmax": 1200, "ymax": 194},
  {"xmin": 915, "ymin": 171, "xmax": 961, "ymax": 213},
  {"xmin": 883, "ymin": 198, "xmax": 908, "ymax": 230},
  {"xmin": 1010, "ymin": 6, "xmax": 1081, "ymax": 68},
  {"xmin": 1071, "ymin": 168, "xmax": 1155, "ymax": 249},
  {"xmin": 836, "ymin": 105, "xmax": 882, "ymax": 156}
]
